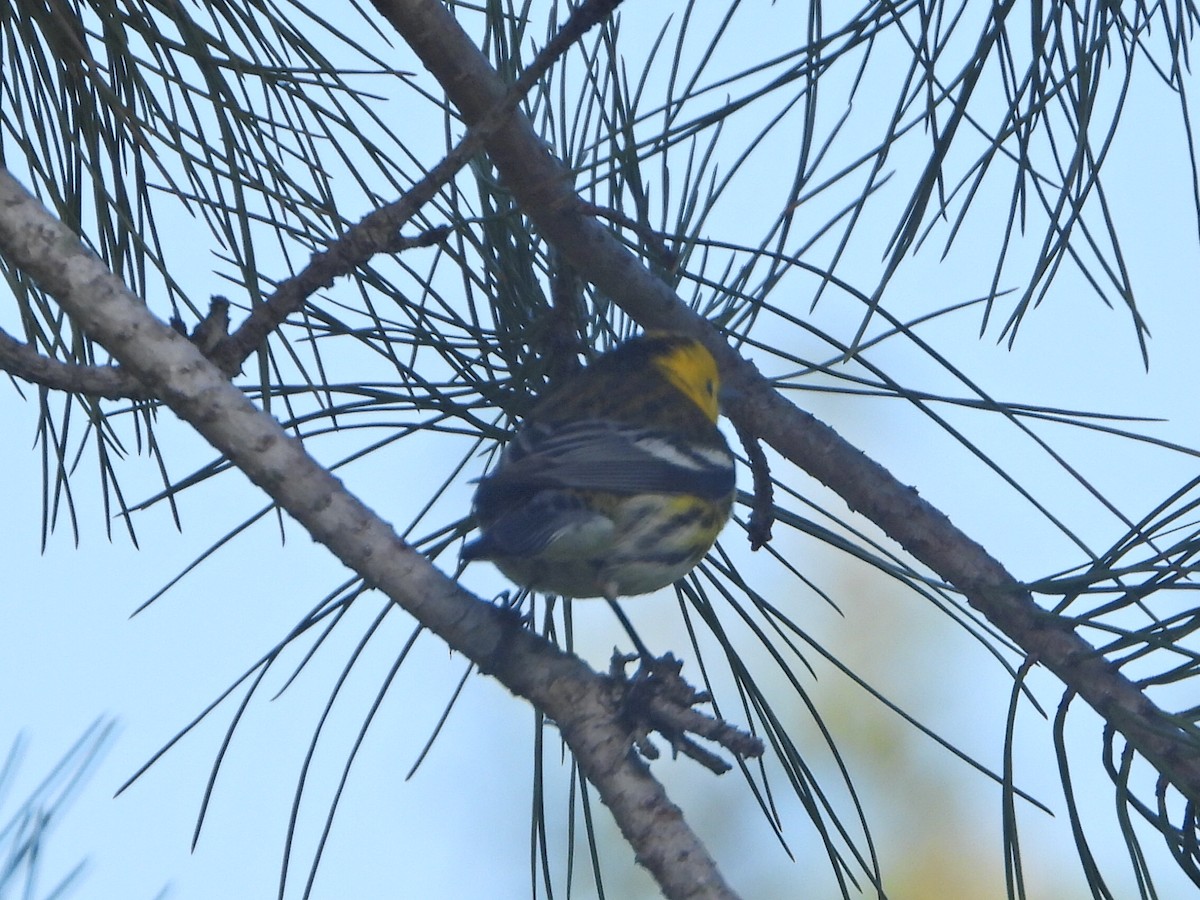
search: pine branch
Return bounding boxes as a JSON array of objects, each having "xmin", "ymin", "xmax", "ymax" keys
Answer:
[
  {"xmin": 210, "ymin": 0, "xmax": 625, "ymax": 378},
  {"xmin": 370, "ymin": 0, "xmax": 1200, "ymax": 810}
]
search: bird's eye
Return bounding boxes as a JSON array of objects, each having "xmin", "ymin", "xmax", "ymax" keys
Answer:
[{"xmin": 705, "ymin": 378, "xmax": 715, "ymax": 396}]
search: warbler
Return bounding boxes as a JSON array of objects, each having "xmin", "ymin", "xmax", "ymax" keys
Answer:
[{"xmin": 462, "ymin": 333, "xmax": 736, "ymax": 602}]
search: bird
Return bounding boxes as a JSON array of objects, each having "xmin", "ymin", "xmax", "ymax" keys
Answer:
[{"xmin": 462, "ymin": 333, "xmax": 736, "ymax": 620}]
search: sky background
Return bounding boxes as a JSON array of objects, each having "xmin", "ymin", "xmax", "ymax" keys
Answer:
[{"xmin": 3, "ymin": 2, "xmax": 1200, "ymax": 898}]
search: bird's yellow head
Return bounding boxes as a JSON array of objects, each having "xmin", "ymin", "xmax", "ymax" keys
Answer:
[{"xmin": 648, "ymin": 335, "xmax": 721, "ymax": 424}]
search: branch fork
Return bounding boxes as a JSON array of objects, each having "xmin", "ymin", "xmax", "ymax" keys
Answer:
[{"xmin": 609, "ymin": 652, "xmax": 764, "ymax": 776}]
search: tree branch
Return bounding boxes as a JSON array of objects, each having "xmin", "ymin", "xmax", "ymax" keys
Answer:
[
  {"xmin": 0, "ymin": 168, "xmax": 742, "ymax": 900},
  {"xmin": 210, "ymin": 0, "xmax": 624, "ymax": 377},
  {"xmin": 0, "ymin": 325, "xmax": 147, "ymax": 398},
  {"xmin": 370, "ymin": 0, "xmax": 1200, "ymax": 806}
]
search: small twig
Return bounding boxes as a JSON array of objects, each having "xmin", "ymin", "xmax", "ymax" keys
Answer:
[
  {"xmin": 645, "ymin": 693, "xmax": 765, "ymax": 761},
  {"xmin": 661, "ymin": 733, "xmax": 734, "ymax": 774},
  {"xmin": 178, "ymin": 296, "xmax": 231, "ymax": 356},
  {"xmin": 0, "ymin": 325, "xmax": 147, "ymax": 398},
  {"xmin": 731, "ymin": 416, "xmax": 774, "ymax": 550},
  {"xmin": 607, "ymin": 651, "xmax": 764, "ymax": 775},
  {"xmin": 208, "ymin": 223, "xmax": 451, "ymax": 377}
]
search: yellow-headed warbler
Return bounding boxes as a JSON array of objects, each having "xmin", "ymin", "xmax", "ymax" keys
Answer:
[{"xmin": 462, "ymin": 334, "xmax": 735, "ymax": 604}]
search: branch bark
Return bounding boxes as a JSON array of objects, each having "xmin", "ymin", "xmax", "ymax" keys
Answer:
[
  {"xmin": 0, "ymin": 325, "xmax": 147, "ymax": 398},
  {"xmin": 369, "ymin": 0, "xmax": 1200, "ymax": 807}
]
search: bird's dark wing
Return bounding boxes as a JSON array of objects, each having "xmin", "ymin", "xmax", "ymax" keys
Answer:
[
  {"xmin": 484, "ymin": 419, "xmax": 734, "ymax": 499},
  {"xmin": 462, "ymin": 489, "xmax": 614, "ymax": 560}
]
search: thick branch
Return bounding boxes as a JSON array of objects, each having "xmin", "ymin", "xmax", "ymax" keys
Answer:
[
  {"xmin": 0, "ymin": 169, "xmax": 740, "ymax": 900},
  {"xmin": 371, "ymin": 0, "xmax": 1200, "ymax": 806}
]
